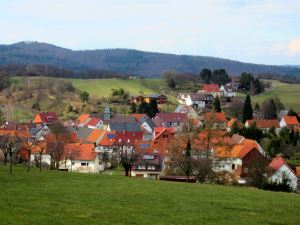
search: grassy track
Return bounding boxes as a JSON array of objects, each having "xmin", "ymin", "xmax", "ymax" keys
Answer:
[{"xmin": 1, "ymin": 166, "xmax": 300, "ymax": 225}]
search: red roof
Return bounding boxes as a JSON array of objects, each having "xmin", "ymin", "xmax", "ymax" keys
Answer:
[
  {"xmin": 268, "ymin": 155, "xmax": 287, "ymax": 171},
  {"xmin": 154, "ymin": 127, "xmax": 175, "ymax": 140},
  {"xmin": 115, "ymin": 131, "xmax": 144, "ymax": 147},
  {"xmin": 35, "ymin": 112, "xmax": 57, "ymax": 123},
  {"xmin": 283, "ymin": 116, "xmax": 299, "ymax": 126},
  {"xmin": 156, "ymin": 113, "xmax": 188, "ymax": 123},
  {"xmin": 246, "ymin": 119, "xmax": 280, "ymax": 129},
  {"xmin": 86, "ymin": 118, "xmax": 101, "ymax": 127},
  {"xmin": 65, "ymin": 143, "xmax": 96, "ymax": 161},
  {"xmin": 202, "ymin": 84, "xmax": 220, "ymax": 93}
]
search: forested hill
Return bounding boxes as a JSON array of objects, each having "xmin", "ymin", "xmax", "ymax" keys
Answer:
[{"xmin": 0, "ymin": 41, "xmax": 300, "ymax": 77}]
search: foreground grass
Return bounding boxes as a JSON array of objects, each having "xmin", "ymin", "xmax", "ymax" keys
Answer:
[{"xmin": 1, "ymin": 166, "xmax": 300, "ymax": 225}]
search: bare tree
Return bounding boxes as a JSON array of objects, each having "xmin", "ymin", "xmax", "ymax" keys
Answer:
[
  {"xmin": 0, "ymin": 134, "xmax": 9, "ymax": 165},
  {"xmin": 63, "ymin": 144, "xmax": 80, "ymax": 171},
  {"xmin": 113, "ymin": 140, "xmax": 138, "ymax": 177},
  {"xmin": 36, "ymin": 140, "xmax": 46, "ymax": 171},
  {"xmin": 21, "ymin": 137, "xmax": 38, "ymax": 172},
  {"xmin": 6, "ymin": 133, "xmax": 20, "ymax": 174}
]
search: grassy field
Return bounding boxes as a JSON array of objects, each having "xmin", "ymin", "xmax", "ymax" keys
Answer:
[
  {"xmin": 70, "ymin": 78, "xmax": 166, "ymax": 97},
  {"xmin": 252, "ymin": 80, "xmax": 300, "ymax": 110},
  {"xmin": 1, "ymin": 166, "xmax": 300, "ymax": 225}
]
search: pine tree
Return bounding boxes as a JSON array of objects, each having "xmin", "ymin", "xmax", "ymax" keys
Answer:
[
  {"xmin": 242, "ymin": 94, "xmax": 253, "ymax": 123},
  {"xmin": 148, "ymin": 99, "xmax": 159, "ymax": 118},
  {"xmin": 130, "ymin": 102, "xmax": 137, "ymax": 114},
  {"xmin": 168, "ymin": 78, "xmax": 176, "ymax": 89},
  {"xmin": 230, "ymin": 121, "xmax": 240, "ymax": 135},
  {"xmin": 213, "ymin": 96, "xmax": 221, "ymax": 112}
]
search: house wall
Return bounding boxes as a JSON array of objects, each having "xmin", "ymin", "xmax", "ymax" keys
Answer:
[
  {"xmin": 279, "ymin": 119, "xmax": 287, "ymax": 128},
  {"xmin": 131, "ymin": 170, "xmax": 160, "ymax": 179},
  {"xmin": 68, "ymin": 158, "xmax": 100, "ymax": 173},
  {"xmin": 269, "ymin": 165, "xmax": 298, "ymax": 190},
  {"xmin": 30, "ymin": 154, "xmax": 51, "ymax": 165}
]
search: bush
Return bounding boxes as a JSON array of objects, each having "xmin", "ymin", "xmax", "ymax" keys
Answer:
[{"xmin": 263, "ymin": 179, "xmax": 292, "ymax": 192}]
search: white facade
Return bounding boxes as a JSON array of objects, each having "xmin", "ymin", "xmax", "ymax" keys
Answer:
[
  {"xmin": 67, "ymin": 157, "xmax": 100, "ymax": 173},
  {"xmin": 279, "ymin": 118, "xmax": 287, "ymax": 128},
  {"xmin": 269, "ymin": 164, "xmax": 298, "ymax": 190},
  {"xmin": 87, "ymin": 121, "xmax": 103, "ymax": 129},
  {"xmin": 30, "ymin": 154, "xmax": 51, "ymax": 166},
  {"xmin": 178, "ymin": 94, "xmax": 206, "ymax": 108},
  {"xmin": 220, "ymin": 85, "xmax": 236, "ymax": 97}
]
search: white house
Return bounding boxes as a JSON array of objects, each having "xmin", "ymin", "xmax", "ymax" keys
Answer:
[
  {"xmin": 178, "ymin": 93, "xmax": 214, "ymax": 109},
  {"xmin": 279, "ymin": 116, "xmax": 299, "ymax": 129},
  {"xmin": 220, "ymin": 84, "xmax": 236, "ymax": 97},
  {"xmin": 268, "ymin": 156, "xmax": 298, "ymax": 191},
  {"xmin": 86, "ymin": 118, "xmax": 104, "ymax": 129}
]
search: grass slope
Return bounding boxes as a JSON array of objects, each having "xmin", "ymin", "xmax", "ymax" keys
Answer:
[
  {"xmin": 1, "ymin": 166, "xmax": 300, "ymax": 225},
  {"xmin": 70, "ymin": 78, "xmax": 165, "ymax": 97},
  {"xmin": 252, "ymin": 80, "xmax": 300, "ymax": 110}
]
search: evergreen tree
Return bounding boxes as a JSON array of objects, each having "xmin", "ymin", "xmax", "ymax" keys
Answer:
[
  {"xmin": 137, "ymin": 101, "xmax": 149, "ymax": 114},
  {"xmin": 213, "ymin": 96, "xmax": 221, "ymax": 112},
  {"xmin": 200, "ymin": 69, "xmax": 212, "ymax": 83},
  {"xmin": 148, "ymin": 99, "xmax": 159, "ymax": 118},
  {"xmin": 230, "ymin": 121, "xmax": 240, "ymax": 135},
  {"xmin": 242, "ymin": 94, "xmax": 253, "ymax": 122},
  {"xmin": 262, "ymin": 98, "xmax": 277, "ymax": 119},
  {"xmin": 130, "ymin": 102, "xmax": 137, "ymax": 114}
]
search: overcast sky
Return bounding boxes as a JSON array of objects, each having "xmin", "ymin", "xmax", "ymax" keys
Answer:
[{"xmin": 1, "ymin": 0, "xmax": 300, "ymax": 65}]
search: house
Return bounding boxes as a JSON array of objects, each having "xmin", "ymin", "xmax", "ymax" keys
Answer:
[
  {"xmin": 29, "ymin": 124, "xmax": 51, "ymax": 139},
  {"xmin": 107, "ymin": 122, "xmax": 142, "ymax": 133},
  {"xmin": 245, "ymin": 119, "xmax": 280, "ymax": 133},
  {"xmin": 175, "ymin": 105, "xmax": 198, "ymax": 119},
  {"xmin": 199, "ymin": 84, "xmax": 221, "ymax": 97},
  {"xmin": 204, "ymin": 112, "xmax": 227, "ymax": 129},
  {"xmin": 151, "ymin": 127, "xmax": 175, "ymax": 155},
  {"xmin": 95, "ymin": 131, "xmax": 116, "ymax": 155},
  {"xmin": 86, "ymin": 118, "xmax": 104, "ymax": 129},
  {"xmin": 155, "ymin": 113, "xmax": 188, "ymax": 132},
  {"xmin": 85, "ymin": 129, "xmax": 106, "ymax": 145},
  {"xmin": 132, "ymin": 93, "xmax": 167, "ymax": 104},
  {"xmin": 33, "ymin": 112, "xmax": 58, "ymax": 124},
  {"xmin": 214, "ymin": 140, "xmax": 266, "ymax": 184},
  {"xmin": 267, "ymin": 156, "xmax": 298, "ymax": 190},
  {"xmin": 227, "ymin": 118, "xmax": 243, "ymax": 132},
  {"xmin": 141, "ymin": 118, "xmax": 156, "ymax": 134},
  {"xmin": 177, "ymin": 93, "xmax": 214, "ymax": 109},
  {"xmin": 131, "ymin": 154, "xmax": 162, "ymax": 179},
  {"xmin": 77, "ymin": 114, "xmax": 90, "ymax": 126},
  {"xmin": 64, "ymin": 143, "xmax": 99, "ymax": 173},
  {"xmin": 279, "ymin": 116, "xmax": 299, "ymax": 128},
  {"xmin": 220, "ymin": 84, "xmax": 236, "ymax": 97}
]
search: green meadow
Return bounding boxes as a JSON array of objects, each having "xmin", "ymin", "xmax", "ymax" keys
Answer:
[{"xmin": 1, "ymin": 166, "xmax": 300, "ymax": 225}]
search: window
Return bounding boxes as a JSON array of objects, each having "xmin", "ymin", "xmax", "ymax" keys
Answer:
[
  {"xmin": 140, "ymin": 143, "xmax": 150, "ymax": 148},
  {"xmin": 81, "ymin": 162, "xmax": 89, "ymax": 167},
  {"xmin": 138, "ymin": 165, "xmax": 145, "ymax": 170},
  {"xmin": 148, "ymin": 165, "xmax": 155, "ymax": 170},
  {"xmin": 232, "ymin": 164, "xmax": 235, "ymax": 170}
]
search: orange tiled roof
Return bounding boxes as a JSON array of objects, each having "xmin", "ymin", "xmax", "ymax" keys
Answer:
[
  {"xmin": 247, "ymin": 119, "xmax": 280, "ymax": 129},
  {"xmin": 78, "ymin": 114, "xmax": 90, "ymax": 124},
  {"xmin": 227, "ymin": 118, "xmax": 243, "ymax": 128},
  {"xmin": 85, "ymin": 129, "xmax": 105, "ymax": 143},
  {"xmin": 65, "ymin": 143, "xmax": 96, "ymax": 161},
  {"xmin": 215, "ymin": 140, "xmax": 258, "ymax": 158},
  {"xmin": 99, "ymin": 131, "xmax": 116, "ymax": 146},
  {"xmin": 283, "ymin": 116, "xmax": 299, "ymax": 126},
  {"xmin": 202, "ymin": 84, "xmax": 220, "ymax": 92}
]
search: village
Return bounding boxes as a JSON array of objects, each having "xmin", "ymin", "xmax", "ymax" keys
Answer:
[{"xmin": 1, "ymin": 82, "xmax": 299, "ymax": 192}]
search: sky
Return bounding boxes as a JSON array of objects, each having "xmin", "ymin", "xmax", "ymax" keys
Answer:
[{"xmin": 0, "ymin": 0, "xmax": 300, "ymax": 65}]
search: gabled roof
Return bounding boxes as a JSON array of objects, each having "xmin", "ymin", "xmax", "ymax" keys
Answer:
[
  {"xmin": 267, "ymin": 155, "xmax": 297, "ymax": 177},
  {"xmin": 110, "ymin": 115, "xmax": 136, "ymax": 123},
  {"xmin": 77, "ymin": 127, "xmax": 94, "ymax": 140},
  {"xmin": 202, "ymin": 84, "xmax": 220, "ymax": 92},
  {"xmin": 109, "ymin": 122, "xmax": 142, "ymax": 132},
  {"xmin": 283, "ymin": 116, "xmax": 299, "ymax": 126},
  {"xmin": 142, "ymin": 119, "xmax": 156, "ymax": 130},
  {"xmin": 204, "ymin": 112, "xmax": 227, "ymax": 123},
  {"xmin": 156, "ymin": 113, "xmax": 188, "ymax": 123},
  {"xmin": 99, "ymin": 131, "xmax": 116, "ymax": 146},
  {"xmin": 246, "ymin": 119, "xmax": 280, "ymax": 129},
  {"xmin": 132, "ymin": 114, "xmax": 147, "ymax": 122},
  {"xmin": 78, "ymin": 114, "xmax": 90, "ymax": 124},
  {"xmin": 65, "ymin": 143, "xmax": 96, "ymax": 161},
  {"xmin": 189, "ymin": 93, "xmax": 212, "ymax": 101},
  {"xmin": 154, "ymin": 127, "xmax": 175, "ymax": 140},
  {"xmin": 227, "ymin": 118, "xmax": 243, "ymax": 128},
  {"xmin": 35, "ymin": 112, "xmax": 58, "ymax": 123},
  {"xmin": 85, "ymin": 129, "xmax": 105, "ymax": 143},
  {"xmin": 221, "ymin": 84, "xmax": 234, "ymax": 92},
  {"xmin": 86, "ymin": 118, "xmax": 102, "ymax": 127}
]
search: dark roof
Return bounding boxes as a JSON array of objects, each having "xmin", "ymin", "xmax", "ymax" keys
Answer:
[
  {"xmin": 144, "ymin": 93, "xmax": 166, "ymax": 98},
  {"xmin": 109, "ymin": 122, "xmax": 142, "ymax": 132},
  {"xmin": 190, "ymin": 93, "xmax": 213, "ymax": 101},
  {"xmin": 76, "ymin": 127, "xmax": 94, "ymax": 140},
  {"xmin": 110, "ymin": 115, "xmax": 136, "ymax": 123},
  {"xmin": 143, "ymin": 119, "xmax": 156, "ymax": 130}
]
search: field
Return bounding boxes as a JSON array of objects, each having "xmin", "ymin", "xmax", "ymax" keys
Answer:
[
  {"xmin": 70, "ymin": 78, "xmax": 166, "ymax": 97},
  {"xmin": 252, "ymin": 80, "xmax": 300, "ymax": 110},
  {"xmin": 1, "ymin": 166, "xmax": 300, "ymax": 225}
]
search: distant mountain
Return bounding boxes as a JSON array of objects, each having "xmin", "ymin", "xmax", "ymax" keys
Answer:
[{"xmin": 0, "ymin": 41, "xmax": 300, "ymax": 77}]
